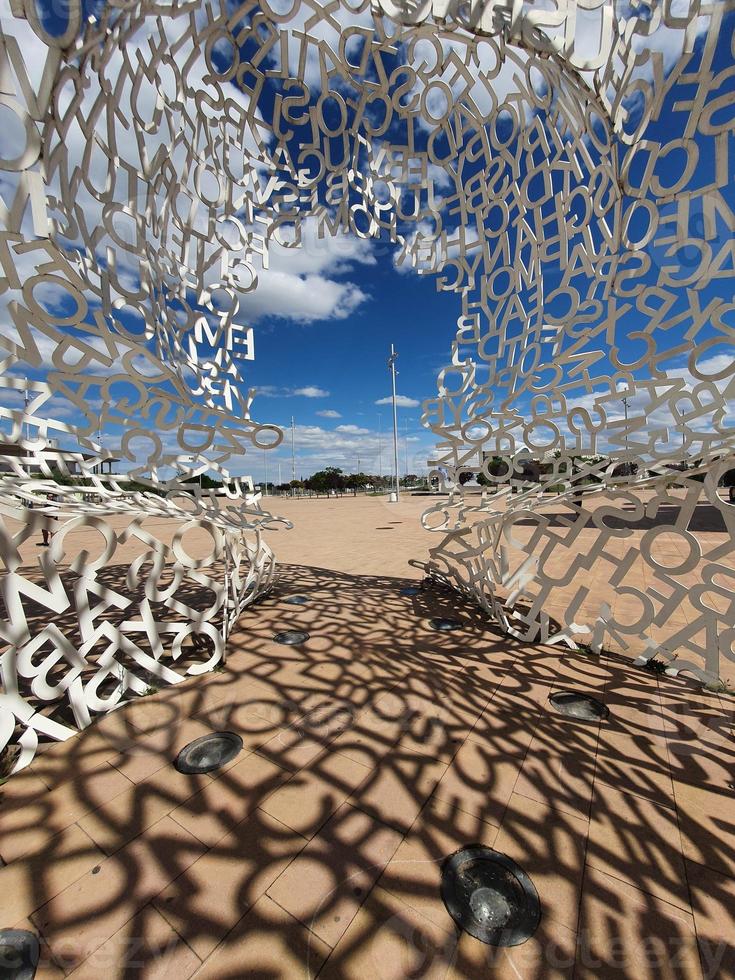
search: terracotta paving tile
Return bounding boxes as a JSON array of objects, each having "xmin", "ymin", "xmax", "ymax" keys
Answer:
[
  {"xmin": 513, "ymin": 716, "xmax": 598, "ymax": 818},
  {"xmin": 109, "ymin": 716, "xmax": 216, "ymax": 784},
  {"xmin": 466, "ymin": 682, "xmax": 541, "ymax": 749},
  {"xmin": 28, "ymin": 721, "xmax": 137, "ymax": 791},
  {"xmin": 576, "ymin": 866, "xmax": 701, "ymax": 980},
  {"xmin": 449, "ymin": 914, "xmax": 578, "ymax": 979},
  {"xmin": 254, "ymin": 724, "xmax": 333, "ymax": 772},
  {"xmin": 378, "ymin": 794, "xmax": 501, "ymax": 928},
  {"xmin": 0, "ymin": 767, "xmax": 50, "ymax": 806},
  {"xmin": 394, "ymin": 687, "xmax": 490, "ymax": 761},
  {"xmin": 686, "ymin": 859, "xmax": 735, "ymax": 980},
  {"xmin": 194, "ymin": 681, "xmax": 304, "ymax": 734},
  {"xmin": 30, "ymin": 815, "xmax": 206, "ymax": 974},
  {"xmin": 77, "ymin": 763, "xmax": 212, "ymax": 856},
  {"xmin": 169, "ymin": 751, "xmax": 290, "ymax": 847},
  {"xmin": 594, "ymin": 730, "xmax": 676, "ymax": 807},
  {"xmin": 348, "ymin": 749, "xmax": 450, "ymax": 834},
  {"xmin": 0, "ymin": 764, "xmax": 133, "ymax": 864},
  {"xmin": 319, "ymin": 883, "xmax": 460, "ymax": 979},
  {"xmin": 153, "ymin": 674, "xmax": 229, "ymax": 720},
  {"xmin": 259, "ymin": 750, "xmax": 373, "ymax": 838},
  {"xmin": 65, "ymin": 904, "xmax": 201, "ymax": 979},
  {"xmin": 122, "ymin": 693, "xmax": 196, "ymax": 738},
  {"xmin": 326, "ymin": 717, "xmax": 404, "ymax": 770},
  {"xmin": 492, "ymin": 793, "xmax": 588, "ymax": 935},
  {"xmin": 601, "ymin": 685, "xmax": 668, "ymax": 741},
  {"xmin": 266, "ymin": 802, "xmax": 403, "ymax": 947},
  {"xmin": 194, "ymin": 894, "xmax": 330, "ymax": 979},
  {"xmin": 0, "ymin": 824, "xmax": 104, "ymax": 926},
  {"xmin": 432, "ymin": 734, "xmax": 529, "ymax": 826},
  {"xmin": 663, "ymin": 692, "xmax": 734, "ymax": 793},
  {"xmin": 673, "ymin": 780, "xmax": 735, "ymax": 875},
  {"xmin": 587, "ymin": 784, "xmax": 690, "ymax": 910},
  {"xmin": 153, "ymin": 809, "xmax": 306, "ymax": 960},
  {"xmin": 289, "ymin": 693, "xmax": 362, "ymax": 744}
]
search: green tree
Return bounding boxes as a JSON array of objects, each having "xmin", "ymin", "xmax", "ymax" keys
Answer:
[{"xmin": 307, "ymin": 467, "xmax": 344, "ymax": 492}]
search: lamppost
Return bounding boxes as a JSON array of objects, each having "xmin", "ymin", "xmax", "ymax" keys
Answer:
[
  {"xmin": 291, "ymin": 416, "xmax": 296, "ymax": 488},
  {"xmin": 377, "ymin": 412, "xmax": 382, "ymax": 479},
  {"xmin": 388, "ymin": 344, "xmax": 400, "ymax": 501}
]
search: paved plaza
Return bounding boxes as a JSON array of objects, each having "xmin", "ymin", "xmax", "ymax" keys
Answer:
[{"xmin": 1, "ymin": 495, "xmax": 733, "ymax": 977}]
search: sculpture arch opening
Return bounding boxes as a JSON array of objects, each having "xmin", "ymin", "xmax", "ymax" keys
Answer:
[{"xmin": 1, "ymin": 0, "xmax": 734, "ymax": 772}]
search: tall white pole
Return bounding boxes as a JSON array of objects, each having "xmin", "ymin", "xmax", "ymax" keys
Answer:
[
  {"xmin": 377, "ymin": 412, "xmax": 382, "ymax": 478},
  {"xmin": 291, "ymin": 416, "xmax": 296, "ymax": 485},
  {"xmin": 23, "ymin": 380, "xmax": 30, "ymax": 442},
  {"xmin": 388, "ymin": 344, "xmax": 400, "ymax": 501},
  {"xmin": 263, "ymin": 448, "xmax": 268, "ymax": 496}
]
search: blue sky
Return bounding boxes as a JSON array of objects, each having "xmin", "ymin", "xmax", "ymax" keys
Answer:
[{"xmin": 241, "ymin": 235, "xmax": 459, "ymax": 481}]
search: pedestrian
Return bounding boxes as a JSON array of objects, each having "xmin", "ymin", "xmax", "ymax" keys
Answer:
[{"xmin": 40, "ymin": 493, "xmax": 59, "ymax": 547}]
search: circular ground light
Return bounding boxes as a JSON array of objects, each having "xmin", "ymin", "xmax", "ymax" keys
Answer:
[
  {"xmin": 549, "ymin": 690, "xmax": 609, "ymax": 721},
  {"xmin": 429, "ymin": 617, "xmax": 463, "ymax": 631},
  {"xmin": 400, "ymin": 586, "xmax": 422, "ymax": 596},
  {"xmin": 273, "ymin": 629, "xmax": 310, "ymax": 645},
  {"xmin": 440, "ymin": 846, "xmax": 541, "ymax": 947},
  {"xmin": 0, "ymin": 929, "xmax": 39, "ymax": 979},
  {"xmin": 282, "ymin": 594, "xmax": 309, "ymax": 605},
  {"xmin": 174, "ymin": 732, "xmax": 243, "ymax": 774}
]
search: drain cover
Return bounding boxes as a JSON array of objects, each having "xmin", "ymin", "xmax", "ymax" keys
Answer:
[
  {"xmin": 440, "ymin": 846, "xmax": 541, "ymax": 947},
  {"xmin": 549, "ymin": 690, "xmax": 609, "ymax": 721},
  {"xmin": 400, "ymin": 586, "xmax": 421, "ymax": 596},
  {"xmin": 283, "ymin": 594, "xmax": 308, "ymax": 605},
  {"xmin": 274, "ymin": 630, "xmax": 310, "ymax": 645},
  {"xmin": 0, "ymin": 929, "xmax": 39, "ymax": 979},
  {"xmin": 174, "ymin": 732, "xmax": 243, "ymax": 774},
  {"xmin": 429, "ymin": 617, "xmax": 463, "ymax": 631}
]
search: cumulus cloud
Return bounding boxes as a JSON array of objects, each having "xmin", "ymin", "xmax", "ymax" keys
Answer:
[
  {"xmin": 242, "ymin": 420, "xmax": 431, "ymax": 478},
  {"xmin": 375, "ymin": 395, "xmax": 420, "ymax": 408},
  {"xmin": 258, "ymin": 385, "xmax": 329, "ymax": 399},
  {"xmin": 294, "ymin": 386, "xmax": 329, "ymax": 398},
  {"xmin": 238, "ymin": 217, "xmax": 374, "ymax": 324},
  {"xmin": 316, "ymin": 409, "xmax": 341, "ymax": 418}
]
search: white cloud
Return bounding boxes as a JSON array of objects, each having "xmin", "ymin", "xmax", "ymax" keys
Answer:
[
  {"xmin": 237, "ymin": 217, "xmax": 374, "ymax": 324},
  {"xmin": 257, "ymin": 385, "xmax": 329, "ymax": 399},
  {"xmin": 246, "ymin": 420, "xmax": 431, "ymax": 478},
  {"xmin": 375, "ymin": 395, "xmax": 420, "ymax": 408},
  {"xmin": 294, "ymin": 386, "xmax": 329, "ymax": 398},
  {"xmin": 316, "ymin": 409, "xmax": 341, "ymax": 418},
  {"xmin": 238, "ymin": 270, "xmax": 368, "ymax": 324}
]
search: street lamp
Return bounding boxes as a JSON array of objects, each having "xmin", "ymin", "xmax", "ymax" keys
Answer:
[
  {"xmin": 291, "ymin": 416, "xmax": 296, "ymax": 488},
  {"xmin": 388, "ymin": 344, "xmax": 400, "ymax": 501},
  {"xmin": 377, "ymin": 412, "xmax": 382, "ymax": 478}
]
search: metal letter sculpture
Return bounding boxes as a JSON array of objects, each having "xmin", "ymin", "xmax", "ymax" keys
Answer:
[{"xmin": 0, "ymin": 0, "xmax": 733, "ymax": 771}]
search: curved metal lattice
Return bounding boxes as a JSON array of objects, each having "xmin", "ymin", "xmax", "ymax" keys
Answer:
[{"xmin": 1, "ymin": 0, "xmax": 733, "ymax": 772}]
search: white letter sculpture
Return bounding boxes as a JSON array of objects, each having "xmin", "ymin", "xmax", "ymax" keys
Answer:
[{"xmin": 0, "ymin": 0, "xmax": 733, "ymax": 773}]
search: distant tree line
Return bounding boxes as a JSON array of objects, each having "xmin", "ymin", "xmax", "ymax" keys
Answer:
[{"xmin": 268, "ymin": 467, "xmax": 427, "ymax": 494}]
